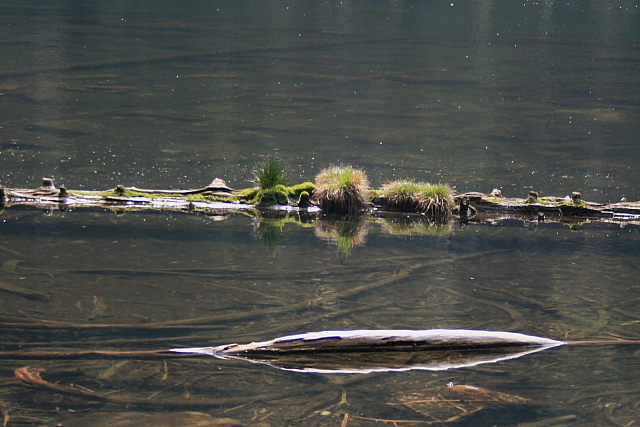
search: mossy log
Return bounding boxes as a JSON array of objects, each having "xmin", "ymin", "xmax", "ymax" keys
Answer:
[
  {"xmin": 0, "ymin": 178, "xmax": 257, "ymax": 212},
  {"xmin": 1, "ymin": 179, "xmax": 639, "ymax": 223},
  {"xmin": 452, "ymin": 190, "xmax": 640, "ymax": 221}
]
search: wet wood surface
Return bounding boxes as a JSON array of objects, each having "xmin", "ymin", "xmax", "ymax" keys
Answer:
[{"xmin": 2, "ymin": 179, "xmax": 640, "ymax": 223}]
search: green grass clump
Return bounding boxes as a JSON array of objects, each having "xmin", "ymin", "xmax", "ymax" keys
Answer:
[
  {"xmin": 314, "ymin": 166, "xmax": 370, "ymax": 215},
  {"xmin": 247, "ymin": 158, "xmax": 295, "ymax": 206},
  {"xmin": 382, "ymin": 180, "xmax": 454, "ymax": 219},
  {"xmin": 287, "ymin": 182, "xmax": 315, "ymax": 199},
  {"xmin": 253, "ymin": 158, "xmax": 289, "ymax": 190}
]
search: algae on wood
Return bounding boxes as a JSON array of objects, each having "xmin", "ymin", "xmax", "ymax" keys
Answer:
[{"xmin": 2, "ymin": 178, "xmax": 640, "ymax": 224}]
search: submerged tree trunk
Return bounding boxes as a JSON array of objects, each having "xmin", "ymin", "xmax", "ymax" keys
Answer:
[
  {"xmin": 170, "ymin": 329, "xmax": 566, "ymax": 374},
  {"xmin": 3, "ymin": 329, "xmax": 638, "ymax": 374},
  {"xmin": 200, "ymin": 329, "xmax": 565, "ymax": 355}
]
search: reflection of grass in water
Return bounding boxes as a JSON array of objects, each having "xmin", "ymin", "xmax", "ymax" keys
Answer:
[
  {"xmin": 314, "ymin": 217, "xmax": 368, "ymax": 256},
  {"xmin": 252, "ymin": 214, "xmax": 315, "ymax": 247},
  {"xmin": 256, "ymin": 222, "xmax": 282, "ymax": 247},
  {"xmin": 381, "ymin": 219, "xmax": 452, "ymax": 237},
  {"xmin": 336, "ymin": 235, "xmax": 354, "ymax": 256}
]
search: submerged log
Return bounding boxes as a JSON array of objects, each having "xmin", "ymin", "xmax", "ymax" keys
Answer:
[
  {"xmin": 207, "ymin": 329, "xmax": 566, "ymax": 354},
  {"xmin": 2, "ymin": 329, "xmax": 638, "ymax": 374},
  {"xmin": 170, "ymin": 329, "xmax": 565, "ymax": 374}
]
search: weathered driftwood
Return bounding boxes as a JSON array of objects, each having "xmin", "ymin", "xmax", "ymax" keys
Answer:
[
  {"xmin": 0, "ymin": 178, "xmax": 242, "ymax": 211},
  {"xmin": 452, "ymin": 190, "xmax": 640, "ymax": 220},
  {"xmin": 2, "ymin": 179, "xmax": 639, "ymax": 222},
  {"xmin": 204, "ymin": 329, "xmax": 566, "ymax": 354},
  {"xmin": 127, "ymin": 178, "xmax": 233, "ymax": 195},
  {"xmin": 170, "ymin": 329, "xmax": 566, "ymax": 374},
  {"xmin": 3, "ymin": 329, "xmax": 639, "ymax": 374}
]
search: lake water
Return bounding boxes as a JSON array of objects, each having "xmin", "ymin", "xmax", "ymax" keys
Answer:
[{"xmin": 1, "ymin": 1, "xmax": 640, "ymax": 426}]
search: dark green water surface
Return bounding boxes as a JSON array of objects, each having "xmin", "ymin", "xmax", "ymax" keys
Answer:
[{"xmin": 1, "ymin": 1, "xmax": 640, "ymax": 426}]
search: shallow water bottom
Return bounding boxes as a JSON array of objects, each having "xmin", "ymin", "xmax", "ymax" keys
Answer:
[{"xmin": 0, "ymin": 208, "xmax": 639, "ymax": 426}]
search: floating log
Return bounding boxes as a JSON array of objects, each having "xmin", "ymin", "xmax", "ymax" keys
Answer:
[
  {"xmin": 2, "ymin": 178, "xmax": 639, "ymax": 222},
  {"xmin": 452, "ymin": 191, "xmax": 640, "ymax": 220},
  {"xmin": 170, "ymin": 329, "xmax": 566, "ymax": 374}
]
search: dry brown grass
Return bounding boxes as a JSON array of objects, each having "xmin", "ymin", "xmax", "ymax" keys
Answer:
[
  {"xmin": 382, "ymin": 180, "xmax": 454, "ymax": 220},
  {"xmin": 314, "ymin": 166, "xmax": 370, "ymax": 215}
]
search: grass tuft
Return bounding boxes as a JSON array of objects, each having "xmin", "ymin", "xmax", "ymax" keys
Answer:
[
  {"xmin": 314, "ymin": 166, "xmax": 370, "ymax": 215},
  {"xmin": 382, "ymin": 180, "xmax": 454, "ymax": 220},
  {"xmin": 253, "ymin": 158, "xmax": 289, "ymax": 190}
]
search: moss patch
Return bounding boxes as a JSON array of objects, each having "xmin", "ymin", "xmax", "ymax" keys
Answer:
[
  {"xmin": 483, "ymin": 197, "xmax": 503, "ymax": 204},
  {"xmin": 234, "ymin": 188, "xmax": 259, "ymax": 201},
  {"xmin": 100, "ymin": 187, "xmax": 183, "ymax": 199},
  {"xmin": 287, "ymin": 182, "xmax": 315, "ymax": 198},
  {"xmin": 186, "ymin": 193, "xmax": 236, "ymax": 203},
  {"xmin": 523, "ymin": 196, "xmax": 589, "ymax": 208},
  {"xmin": 256, "ymin": 186, "xmax": 289, "ymax": 206}
]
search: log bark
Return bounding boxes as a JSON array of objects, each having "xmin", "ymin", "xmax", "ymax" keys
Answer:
[
  {"xmin": 452, "ymin": 192, "xmax": 640, "ymax": 219},
  {"xmin": 3, "ymin": 329, "xmax": 638, "ymax": 374},
  {"xmin": 170, "ymin": 329, "xmax": 566, "ymax": 374},
  {"xmin": 205, "ymin": 329, "xmax": 566, "ymax": 355},
  {"xmin": 3, "ymin": 179, "xmax": 639, "ymax": 222}
]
